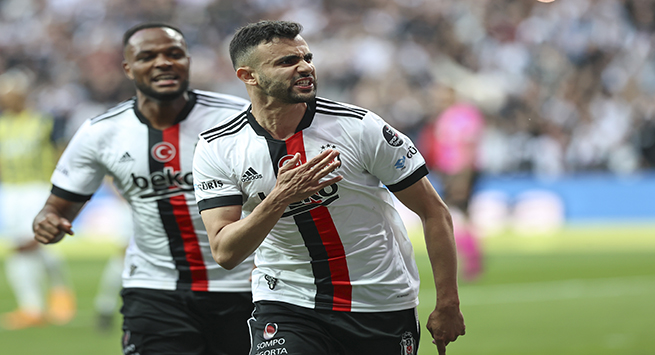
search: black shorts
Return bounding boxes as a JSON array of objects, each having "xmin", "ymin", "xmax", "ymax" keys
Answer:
[
  {"xmin": 120, "ymin": 288, "xmax": 253, "ymax": 355},
  {"xmin": 248, "ymin": 301, "xmax": 420, "ymax": 355}
]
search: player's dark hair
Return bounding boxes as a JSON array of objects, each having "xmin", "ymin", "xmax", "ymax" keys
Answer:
[
  {"xmin": 122, "ymin": 22, "xmax": 185, "ymax": 48},
  {"xmin": 229, "ymin": 20, "xmax": 303, "ymax": 69}
]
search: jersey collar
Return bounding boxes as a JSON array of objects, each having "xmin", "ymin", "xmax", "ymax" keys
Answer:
[
  {"xmin": 133, "ymin": 91, "xmax": 197, "ymax": 129},
  {"xmin": 246, "ymin": 98, "xmax": 317, "ymax": 141}
]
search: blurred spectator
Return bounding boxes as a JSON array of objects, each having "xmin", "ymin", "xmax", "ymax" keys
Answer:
[
  {"xmin": 419, "ymin": 85, "xmax": 485, "ymax": 281},
  {"xmin": 0, "ymin": 68, "xmax": 76, "ymax": 330},
  {"xmin": 2, "ymin": 0, "xmax": 654, "ymax": 176}
]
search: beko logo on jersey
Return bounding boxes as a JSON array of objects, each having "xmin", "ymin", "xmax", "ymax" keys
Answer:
[
  {"xmin": 258, "ymin": 183, "xmax": 340, "ymax": 218},
  {"xmin": 131, "ymin": 167, "xmax": 193, "ymax": 198},
  {"xmin": 151, "ymin": 142, "xmax": 176, "ymax": 163},
  {"xmin": 132, "ymin": 167, "xmax": 192, "ymax": 189}
]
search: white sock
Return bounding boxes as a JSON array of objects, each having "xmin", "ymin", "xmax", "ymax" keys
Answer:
[
  {"xmin": 37, "ymin": 248, "xmax": 71, "ymax": 289},
  {"xmin": 5, "ymin": 250, "xmax": 46, "ymax": 314},
  {"xmin": 94, "ymin": 255, "xmax": 124, "ymax": 315}
]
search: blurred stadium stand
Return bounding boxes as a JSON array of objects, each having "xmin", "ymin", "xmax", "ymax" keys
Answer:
[{"xmin": 1, "ymin": 0, "xmax": 654, "ymax": 231}]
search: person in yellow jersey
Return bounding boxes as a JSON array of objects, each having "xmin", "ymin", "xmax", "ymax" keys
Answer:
[{"xmin": 0, "ymin": 69, "xmax": 76, "ymax": 329}]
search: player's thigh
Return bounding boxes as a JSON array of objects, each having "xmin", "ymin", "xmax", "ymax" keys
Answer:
[
  {"xmin": 248, "ymin": 301, "xmax": 342, "ymax": 355},
  {"xmin": 121, "ymin": 288, "xmax": 208, "ymax": 355},
  {"xmin": 334, "ymin": 308, "xmax": 421, "ymax": 355},
  {"xmin": 122, "ymin": 329, "xmax": 207, "ymax": 355},
  {"xmin": 197, "ymin": 292, "xmax": 253, "ymax": 355}
]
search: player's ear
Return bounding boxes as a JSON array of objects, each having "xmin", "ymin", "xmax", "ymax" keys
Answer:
[
  {"xmin": 122, "ymin": 60, "xmax": 134, "ymax": 80},
  {"xmin": 236, "ymin": 67, "xmax": 257, "ymax": 87}
]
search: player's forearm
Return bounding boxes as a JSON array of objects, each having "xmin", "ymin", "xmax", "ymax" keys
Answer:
[
  {"xmin": 212, "ymin": 189, "xmax": 289, "ymax": 269},
  {"xmin": 423, "ymin": 206, "xmax": 461, "ymax": 307},
  {"xmin": 40, "ymin": 195, "xmax": 84, "ymax": 221}
]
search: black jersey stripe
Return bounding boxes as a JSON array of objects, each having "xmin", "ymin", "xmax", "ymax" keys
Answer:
[
  {"xmin": 90, "ymin": 99, "xmax": 135, "ymax": 124},
  {"xmin": 315, "ymin": 108, "xmax": 365, "ymax": 120},
  {"xmin": 265, "ymin": 135, "xmax": 339, "ymax": 308},
  {"xmin": 148, "ymin": 128, "xmax": 194, "ymax": 290},
  {"xmin": 201, "ymin": 111, "xmax": 248, "ymax": 135},
  {"xmin": 316, "ymin": 97, "xmax": 367, "ymax": 114},
  {"xmin": 271, "ymin": 131, "xmax": 352, "ymax": 311},
  {"xmin": 201, "ymin": 112, "xmax": 249, "ymax": 142},
  {"xmin": 203, "ymin": 119, "xmax": 248, "ymax": 143},
  {"xmin": 195, "ymin": 98, "xmax": 247, "ymax": 110},
  {"xmin": 293, "ymin": 212, "xmax": 336, "ymax": 310},
  {"xmin": 163, "ymin": 124, "xmax": 209, "ymax": 291},
  {"xmin": 195, "ymin": 92, "xmax": 247, "ymax": 106},
  {"xmin": 315, "ymin": 102, "xmax": 367, "ymax": 117},
  {"xmin": 266, "ymin": 139, "xmax": 287, "ymax": 177},
  {"xmin": 316, "ymin": 97, "xmax": 367, "ymax": 116}
]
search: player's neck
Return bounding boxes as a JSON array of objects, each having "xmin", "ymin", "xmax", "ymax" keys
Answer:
[
  {"xmin": 136, "ymin": 91, "xmax": 189, "ymax": 130},
  {"xmin": 251, "ymin": 100, "xmax": 306, "ymax": 140}
]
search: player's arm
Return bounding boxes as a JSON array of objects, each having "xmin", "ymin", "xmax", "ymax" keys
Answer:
[
  {"xmin": 393, "ymin": 176, "xmax": 465, "ymax": 355},
  {"xmin": 200, "ymin": 150, "xmax": 342, "ymax": 270},
  {"xmin": 200, "ymin": 198, "xmax": 284, "ymax": 270},
  {"xmin": 33, "ymin": 194, "xmax": 86, "ymax": 245}
]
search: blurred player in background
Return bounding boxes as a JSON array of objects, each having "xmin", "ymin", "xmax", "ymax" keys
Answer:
[
  {"xmin": 91, "ymin": 179, "xmax": 132, "ymax": 333},
  {"xmin": 32, "ymin": 23, "xmax": 254, "ymax": 354},
  {"xmin": 420, "ymin": 86, "xmax": 485, "ymax": 281},
  {"xmin": 0, "ymin": 68, "xmax": 76, "ymax": 330}
]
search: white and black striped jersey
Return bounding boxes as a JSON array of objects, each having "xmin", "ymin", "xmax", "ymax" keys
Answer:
[
  {"xmin": 193, "ymin": 97, "xmax": 428, "ymax": 312},
  {"xmin": 51, "ymin": 90, "xmax": 253, "ymax": 292}
]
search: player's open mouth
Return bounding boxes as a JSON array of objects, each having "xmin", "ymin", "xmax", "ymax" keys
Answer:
[
  {"xmin": 153, "ymin": 74, "xmax": 178, "ymax": 86},
  {"xmin": 294, "ymin": 77, "xmax": 313, "ymax": 89}
]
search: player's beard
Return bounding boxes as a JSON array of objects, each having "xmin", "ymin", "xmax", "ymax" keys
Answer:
[
  {"xmin": 259, "ymin": 74, "xmax": 316, "ymax": 104},
  {"xmin": 135, "ymin": 79, "xmax": 190, "ymax": 102}
]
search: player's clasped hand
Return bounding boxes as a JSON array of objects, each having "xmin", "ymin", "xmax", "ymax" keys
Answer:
[
  {"xmin": 33, "ymin": 213, "xmax": 74, "ymax": 245},
  {"xmin": 275, "ymin": 149, "xmax": 342, "ymax": 204},
  {"xmin": 427, "ymin": 305, "xmax": 466, "ymax": 355}
]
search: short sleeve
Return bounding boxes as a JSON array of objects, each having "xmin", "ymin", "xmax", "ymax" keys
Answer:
[
  {"xmin": 359, "ymin": 112, "xmax": 428, "ymax": 192},
  {"xmin": 193, "ymin": 137, "xmax": 243, "ymax": 212},
  {"xmin": 50, "ymin": 119, "xmax": 107, "ymax": 200}
]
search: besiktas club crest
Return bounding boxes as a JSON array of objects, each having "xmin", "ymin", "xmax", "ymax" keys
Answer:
[{"xmin": 400, "ymin": 331, "xmax": 415, "ymax": 355}]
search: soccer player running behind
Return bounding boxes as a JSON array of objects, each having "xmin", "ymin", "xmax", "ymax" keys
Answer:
[
  {"xmin": 33, "ymin": 23, "xmax": 254, "ymax": 355},
  {"xmin": 193, "ymin": 20, "xmax": 465, "ymax": 355},
  {"xmin": 0, "ymin": 69, "xmax": 76, "ymax": 330}
]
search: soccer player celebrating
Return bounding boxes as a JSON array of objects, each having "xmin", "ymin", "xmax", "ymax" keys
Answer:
[
  {"xmin": 33, "ymin": 23, "xmax": 254, "ymax": 355},
  {"xmin": 193, "ymin": 20, "xmax": 465, "ymax": 355}
]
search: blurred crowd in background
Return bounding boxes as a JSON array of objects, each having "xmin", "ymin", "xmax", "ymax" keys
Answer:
[{"xmin": 2, "ymin": 0, "xmax": 655, "ymax": 177}]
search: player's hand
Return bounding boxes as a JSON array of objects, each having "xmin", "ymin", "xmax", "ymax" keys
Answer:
[
  {"xmin": 33, "ymin": 212, "xmax": 74, "ymax": 245},
  {"xmin": 274, "ymin": 149, "xmax": 342, "ymax": 204},
  {"xmin": 426, "ymin": 304, "xmax": 465, "ymax": 355}
]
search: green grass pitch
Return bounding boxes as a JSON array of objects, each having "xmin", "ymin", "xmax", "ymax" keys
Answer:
[{"xmin": 1, "ymin": 224, "xmax": 654, "ymax": 355}]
